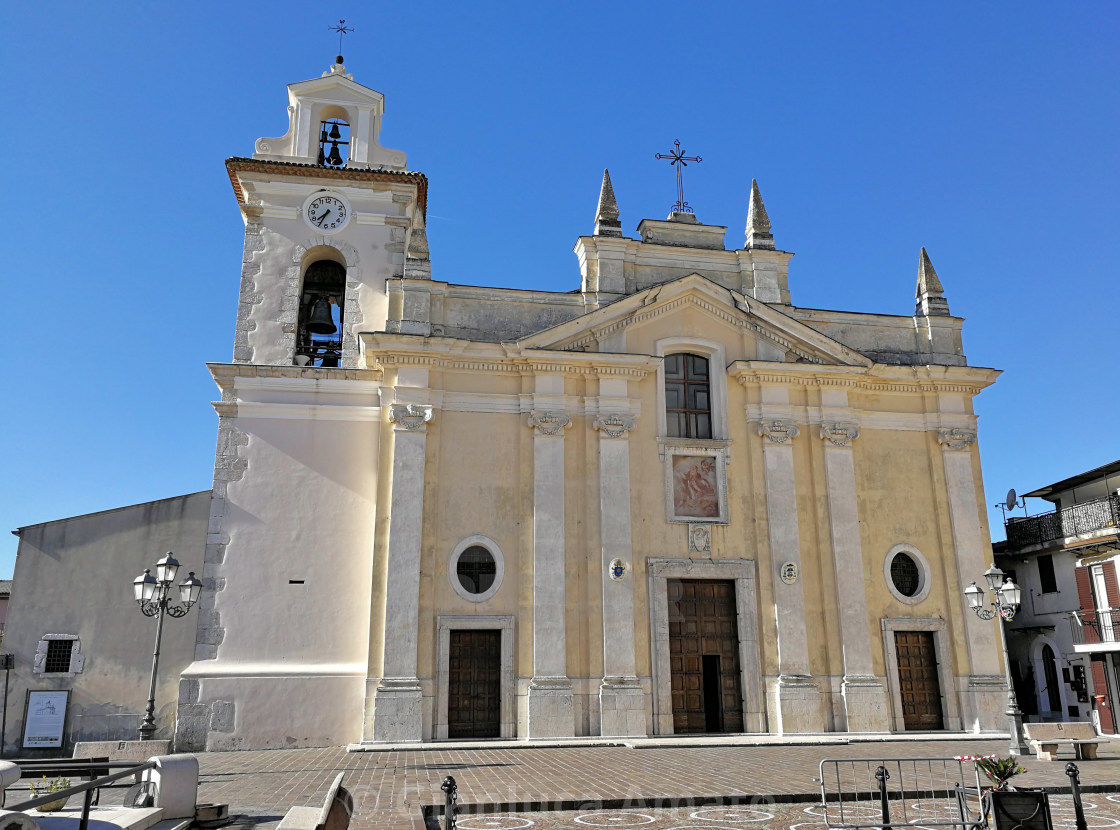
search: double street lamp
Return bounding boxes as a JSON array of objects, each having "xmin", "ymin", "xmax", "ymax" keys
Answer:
[
  {"xmin": 132, "ymin": 553, "xmax": 202, "ymax": 741},
  {"xmin": 964, "ymin": 563, "xmax": 1031, "ymax": 756}
]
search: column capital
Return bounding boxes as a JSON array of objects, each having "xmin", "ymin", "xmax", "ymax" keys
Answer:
[
  {"xmin": 938, "ymin": 427, "xmax": 976, "ymax": 451},
  {"xmin": 820, "ymin": 422, "xmax": 859, "ymax": 447},
  {"xmin": 528, "ymin": 410, "xmax": 572, "ymax": 436},
  {"xmin": 759, "ymin": 419, "xmax": 800, "ymax": 444},
  {"xmin": 389, "ymin": 403, "xmax": 433, "ymax": 432},
  {"xmin": 593, "ymin": 414, "xmax": 635, "ymax": 439}
]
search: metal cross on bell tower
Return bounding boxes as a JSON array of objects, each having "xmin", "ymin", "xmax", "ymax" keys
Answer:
[
  {"xmin": 329, "ymin": 19, "xmax": 354, "ymax": 64},
  {"xmin": 655, "ymin": 139, "xmax": 703, "ymax": 215}
]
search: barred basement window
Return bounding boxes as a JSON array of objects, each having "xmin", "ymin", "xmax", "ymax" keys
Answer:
[{"xmin": 44, "ymin": 640, "xmax": 74, "ymax": 674}]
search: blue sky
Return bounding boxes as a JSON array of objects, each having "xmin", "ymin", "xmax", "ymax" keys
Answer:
[{"xmin": 1, "ymin": 2, "xmax": 1117, "ymax": 578}]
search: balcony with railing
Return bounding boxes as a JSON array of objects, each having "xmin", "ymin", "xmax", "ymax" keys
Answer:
[
  {"xmin": 1070, "ymin": 608, "xmax": 1120, "ymax": 647},
  {"xmin": 1005, "ymin": 494, "xmax": 1120, "ymax": 550}
]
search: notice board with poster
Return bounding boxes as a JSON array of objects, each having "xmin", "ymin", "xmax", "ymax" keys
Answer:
[{"xmin": 22, "ymin": 690, "xmax": 69, "ymax": 748}]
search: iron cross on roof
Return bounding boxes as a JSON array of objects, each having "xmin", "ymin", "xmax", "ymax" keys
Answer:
[
  {"xmin": 329, "ymin": 19, "xmax": 354, "ymax": 62},
  {"xmin": 655, "ymin": 139, "xmax": 703, "ymax": 215}
]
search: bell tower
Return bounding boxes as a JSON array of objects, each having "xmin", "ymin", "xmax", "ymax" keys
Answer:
[
  {"xmin": 175, "ymin": 59, "xmax": 430, "ymax": 753},
  {"xmin": 225, "ymin": 57, "xmax": 428, "ymax": 368}
]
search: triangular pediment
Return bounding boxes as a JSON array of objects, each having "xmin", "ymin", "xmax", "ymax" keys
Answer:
[
  {"xmin": 518, "ymin": 274, "xmax": 872, "ymax": 367},
  {"xmin": 287, "ymin": 73, "xmax": 385, "ymax": 108}
]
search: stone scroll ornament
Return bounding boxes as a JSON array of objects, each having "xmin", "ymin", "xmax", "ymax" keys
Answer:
[
  {"xmin": 527, "ymin": 411, "xmax": 572, "ymax": 436},
  {"xmin": 389, "ymin": 403, "xmax": 433, "ymax": 432},
  {"xmin": 758, "ymin": 419, "xmax": 800, "ymax": 444},
  {"xmin": 819, "ymin": 422, "xmax": 860, "ymax": 446},
  {"xmin": 592, "ymin": 414, "xmax": 635, "ymax": 438},
  {"xmin": 937, "ymin": 427, "xmax": 976, "ymax": 450}
]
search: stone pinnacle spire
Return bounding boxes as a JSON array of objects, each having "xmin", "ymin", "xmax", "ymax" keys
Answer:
[
  {"xmin": 915, "ymin": 247, "xmax": 950, "ymax": 316},
  {"xmin": 594, "ymin": 169, "xmax": 622, "ymax": 237},
  {"xmin": 744, "ymin": 179, "xmax": 774, "ymax": 250}
]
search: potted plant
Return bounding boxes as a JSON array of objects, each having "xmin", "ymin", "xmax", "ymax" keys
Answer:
[
  {"xmin": 29, "ymin": 776, "xmax": 71, "ymax": 812},
  {"xmin": 970, "ymin": 757, "xmax": 1051, "ymax": 830},
  {"xmin": 974, "ymin": 756, "xmax": 1027, "ymax": 791}
]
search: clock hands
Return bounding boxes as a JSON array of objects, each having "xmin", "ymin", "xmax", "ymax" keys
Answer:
[{"xmin": 314, "ymin": 208, "xmax": 333, "ymax": 227}]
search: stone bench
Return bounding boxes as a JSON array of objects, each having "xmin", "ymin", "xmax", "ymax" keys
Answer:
[
  {"xmin": 277, "ymin": 773, "xmax": 352, "ymax": 830},
  {"xmin": 1024, "ymin": 721, "xmax": 1102, "ymax": 761}
]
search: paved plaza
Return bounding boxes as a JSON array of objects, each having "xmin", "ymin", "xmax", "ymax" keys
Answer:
[
  {"xmin": 455, "ymin": 794, "xmax": 1120, "ymax": 830},
  {"xmin": 187, "ymin": 738, "xmax": 1120, "ymax": 830}
]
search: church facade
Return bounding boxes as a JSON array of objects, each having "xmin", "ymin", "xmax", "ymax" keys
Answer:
[
  {"xmin": 5, "ymin": 58, "xmax": 1010, "ymax": 751},
  {"xmin": 162, "ymin": 59, "xmax": 1009, "ymax": 750}
]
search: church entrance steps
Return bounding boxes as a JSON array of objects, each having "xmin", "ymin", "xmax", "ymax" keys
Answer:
[{"xmin": 349, "ymin": 731, "xmax": 1007, "ymax": 752}]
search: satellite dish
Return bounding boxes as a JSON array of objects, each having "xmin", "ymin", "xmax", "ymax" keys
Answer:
[{"xmin": 1005, "ymin": 489, "xmax": 1018, "ymax": 511}]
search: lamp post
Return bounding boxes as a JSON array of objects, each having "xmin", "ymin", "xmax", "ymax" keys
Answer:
[
  {"xmin": 964, "ymin": 563, "xmax": 1030, "ymax": 756},
  {"xmin": 132, "ymin": 553, "xmax": 202, "ymax": 741}
]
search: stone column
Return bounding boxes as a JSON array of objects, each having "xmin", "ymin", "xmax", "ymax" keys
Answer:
[
  {"xmin": 370, "ymin": 403, "xmax": 432, "ymax": 742},
  {"xmin": 819, "ymin": 422, "xmax": 890, "ymax": 732},
  {"xmin": 759, "ymin": 417, "xmax": 824, "ymax": 732},
  {"xmin": 526, "ymin": 410, "xmax": 574, "ymax": 737},
  {"xmin": 938, "ymin": 426, "xmax": 1005, "ymax": 731},
  {"xmin": 593, "ymin": 413, "xmax": 644, "ymax": 737}
]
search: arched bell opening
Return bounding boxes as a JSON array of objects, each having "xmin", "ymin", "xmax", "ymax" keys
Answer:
[
  {"xmin": 295, "ymin": 260, "xmax": 346, "ymax": 367},
  {"xmin": 317, "ymin": 106, "xmax": 351, "ymax": 168}
]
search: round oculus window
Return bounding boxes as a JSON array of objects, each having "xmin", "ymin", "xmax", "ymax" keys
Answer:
[
  {"xmin": 890, "ymin": 552, "xmax": 921, "ymax": 598},
  {"xmin": 456, "ymin": 546, "xmax": 497, "ymax": 595}
]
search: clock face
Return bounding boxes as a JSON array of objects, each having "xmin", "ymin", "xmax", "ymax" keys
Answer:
[{"xmin": 303, "ymin": 192, "xmax": 350, "ymax": 233}]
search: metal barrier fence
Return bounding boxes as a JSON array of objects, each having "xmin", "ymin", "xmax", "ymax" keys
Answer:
[{"xmin": 818, "ymin": 758, "xmax": 986, "ymax": 830}]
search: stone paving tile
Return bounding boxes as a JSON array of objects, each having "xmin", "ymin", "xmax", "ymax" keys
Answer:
[
  {"xmin": 190, "ymin": 739, "xmax": 1120, "ymax": 830},
  {"xmin": 450, "ymin": 794, "xmax": 1120, "ymax": 830}
]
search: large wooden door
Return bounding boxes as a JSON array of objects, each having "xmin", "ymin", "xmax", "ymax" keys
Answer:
[
  {"xmin": 895, "ymin": 630, "xmax": 944, "ymax": 730},
  {"xmin": 447, "ymin": 629, "xmax": 501, "ymax": 739},
  {"xmin": 668, "ymin": 579, "xmax": 744, "ymax": 733}
]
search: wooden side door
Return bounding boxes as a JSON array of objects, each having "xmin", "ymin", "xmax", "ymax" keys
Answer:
[
  {"xmin": 895, "ymin": 630, "xmax": 945, "ymax": 730},
  {"xmin": 447, "ymin": 629, "xmax": 501, "ymax": 739}
]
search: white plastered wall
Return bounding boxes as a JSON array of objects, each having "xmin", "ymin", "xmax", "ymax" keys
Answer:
[{"xmin": 179, "ymin": 382, "xmax": 380, "ymax": 750}]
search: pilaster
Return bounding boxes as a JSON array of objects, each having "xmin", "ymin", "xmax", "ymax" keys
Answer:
[
  {"xmin": 758, "ymin": 413, "xmax": 824, "ymax": 733},
  {"xmin": 593, "ymin": 411, "xmax": 645, "ymax": 737},
  {"xmin": 937, "ymin": 425, "xmax": 1004, "ymax": 731},
  {"xmin": 368, "ymin": 403, "xmax": 432, "ymax": 742},
  {"xmin": 526, "ymin": 409, "xmax": 574, "ymax": 738},
  {"xmin": 818, "ymin": 419, "xmax": 890, "ymax": 732}
]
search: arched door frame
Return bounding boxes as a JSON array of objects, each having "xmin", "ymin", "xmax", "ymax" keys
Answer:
[{"xmin": 1029, "ymin": 634, "xmax": 1069, "ymax": 720}]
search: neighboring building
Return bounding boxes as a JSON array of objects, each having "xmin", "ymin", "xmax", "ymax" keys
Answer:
[
  {"xmin": 9, "ymin": 58, "xmax": 1011, "ymax": 751},
  {"xmin": 0, "ymin": 580, "xmax": 11, "ymax": 650},
  {"xmin": 4, "ymin": 494, "xmax": 209, "ymax": 753},
  {"xmin": 996, "ymin": 460, "xmax": 1120, "ymax": 734}
]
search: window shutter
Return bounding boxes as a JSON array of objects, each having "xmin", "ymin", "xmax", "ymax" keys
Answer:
[
  {"xmin": 1103, "ymin": 561, "xmax": 1120, "ymax": 608},
  {"xmin": 1075, "ymin": 567, "xmax": 1099, "ymax": 644},
  {"xmin": 1075, "ymin": 566, "xmax": 1094, "ymax": 611}
]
